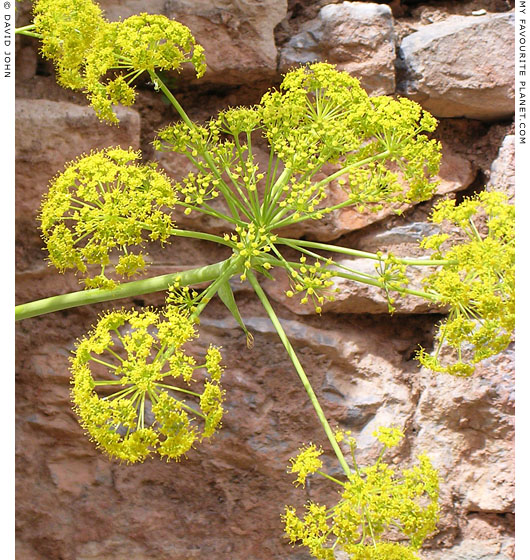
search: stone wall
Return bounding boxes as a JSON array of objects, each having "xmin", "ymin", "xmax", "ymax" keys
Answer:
[{"xmin": 15, "ymin": 1, "xmax": 515, "ymax": 559}]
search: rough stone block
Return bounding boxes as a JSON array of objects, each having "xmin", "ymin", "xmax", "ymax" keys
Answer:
[
  {"xmin": 163, "ymin": 0, "xmax": 287, "ymax": 84},
  {"xmin": 280, "ymin": 1, "xmax": 396, "ymax": 95},
  {"xmin": 397, "ymin": 12, "xmax": 515, "ymax": 120},
  {"xmin": 488, "ymin": 134, "xmax": 515, "ymax": 201}
]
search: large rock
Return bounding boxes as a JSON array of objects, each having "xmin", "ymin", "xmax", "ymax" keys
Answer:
[
  {"xmin": 163, "ymin": 0, "xmax": 287, "ymax": 84},
  {"xmin": 279, "ymin": 2, "xmax": 396, "ymax": 95},
  {"xmin": 98, "ymin": 0, "xmax": 168, "ymax": 19},
  {"xmin": 488, "ymin": 135, "xmax": 515, "ymax": 201},
  {"xmin": 397, "ymin": 12, "xmax": 515, "ymax": 120},
  {"xmin": 411, "ymin": 349, "xmax": 514, "ymax": 514},
  {"xmin": 423, "ymin": 539, "xmax": 514, "ymax": 560}
]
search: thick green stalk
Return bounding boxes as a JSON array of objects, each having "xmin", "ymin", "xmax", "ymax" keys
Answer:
[
  {"xmin": 247, "ymin": 270, "xmax": 351, "ymax": 477},
  {"xmin": 190, "ymin": 257, "xmax": 242, "ymax": 319},
  {"xmin": 15, "ymin": 259, "xmax": 231, "ymax": 321}
]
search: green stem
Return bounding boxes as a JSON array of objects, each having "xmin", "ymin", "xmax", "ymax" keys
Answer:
[
  {"xmin": 15, "ymin": 30, "xmax": 41, "ymax": 38},
  {"xmin": 246, "ymin": 270, "xmax": 351, "ymax": 476},
  {"xmin": 268, "ymin": 150, "xmax": 395, "ymax": 229},
  {"xmin": 191, "ymin": 257, "xmax": 242, "ymax": 319},
  {"xmin": 15, "ymin": 259, "xmax": 231, "ymax": 321},
  {"xmin": 89, "ymin": 356, "xmax": 119, "ymax": 370},
  {"xmin": 150, "ymin": 70, "xmax": 245, "ymax": 222},
  {"xmin": 314, "ymin": 150, "xmax": 390, "ymax": 189},
  {"xmin": 155, "ymin": 383, "xmax": 201, "ymax": 398},
  {"xmin": 276, "ymin": 238, "xmax": 453, "ymax": 267},
  {"xmin": 317, "ymin": 470, "xmax": 346, "ymax": 487},
  {"xmin": 332, "ymin": 269, "xmax": 440, "ymax": 302},
  {"xmin": 179, "ymin": 402, "xmax": 207, "ymax": 420},
  {"xmin": 15, "ymin": 25, "xmax": 41, "ymax": 38},
  {"xmin": 15, "ymin": 24, "xmax": 37, "ymax": 32},
  {"xmin": 264, "ymin": 168, "xmax": 293, "ymax": 223}
]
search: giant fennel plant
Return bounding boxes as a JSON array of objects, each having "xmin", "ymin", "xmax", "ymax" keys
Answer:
[{"xmin": 15, "ymin": 1, "xmax": 515, "ymax": 558}]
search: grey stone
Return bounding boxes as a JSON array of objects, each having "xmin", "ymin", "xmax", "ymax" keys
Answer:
[
  {"xmin": 489, "ymin": 135, "xmax": 515, "ymax": 201},
  {"xmin": 397, "ymin": 12, "xmax": 515, "ymax": 120},
  {"xmin": 279, "ymin": 2, "xmax": 396, "ymax": 95},
  {"xmin": 422, "ymin": 540, "xmax": 513, "ymax": 560}
]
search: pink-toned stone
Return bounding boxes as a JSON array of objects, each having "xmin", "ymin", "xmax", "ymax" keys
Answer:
[
  {"xmin": 437, "ymin": 143, "xmax": 477, "ymax": 194},
  {"xmin": 163, "ymin": 0, "xmax": 287, "ymax": 84},
  {"xmin": 423, "ymin": 539, "xmax": 514, "ymax": 560},
  {"xmin": 16, "ymin": 99, "xmax": 140, "ymax": 221},
  {"xmin": 97, "ymin": 0, "xmax": 168, "ymax": 19},
  {"xmin": 412, "ymin": 349, "xmax": 514, "ymax": 515},
  {"xmin": 279, "ymin": 2, "xmax": 396, "ymax": 95}
]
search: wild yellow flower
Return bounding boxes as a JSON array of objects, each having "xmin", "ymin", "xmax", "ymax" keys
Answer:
[
  {"xmin": 288, "ymin": 443, "xmax": 324, "ymax": 487},
  {"xmin": 70, "ymin": 306, "xmax": 225, "ymax": 463},
  {"xmin": 84, "ymin": 13, "xmax": 206, "ymax": 123},
  {"xmin": 418, "ymin": 191, "xmax": 515, "ymax": 376},
  {"xmin": 39, "ymin": 147, "xmax": 177, "ymax": 288},
  {"xmin": 34, "ymin": 0, "xmax": 206, "ymax": 122},
  {"xmin": 33, "ymin": 0, "xmax": 107, "ymax": 90},
  {"xmin": 283, "ymin": 429, "xmax": 439, "ymax": 559}
]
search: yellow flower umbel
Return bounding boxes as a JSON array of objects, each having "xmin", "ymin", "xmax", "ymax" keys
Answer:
[
  {"xmin": 284, "ymin": 256, "xmax": 337, "ymax": 314},
  {"xmin": 84, "ymin": 13, "xmax": 206, "ymax": 123},
  {"xmin": 39, "ymin": 147, "xmax": 177, "ymax": 289},
  {"xmin": 70, "ymin": 306, "xmax": 225, "ymax": 463},
  {"xmin": 288, "ymin": 443, "xmax": 324, "ymax": 487},
  {"xmin": 33, "ymin": 0, "xmax": 107, "ymax": 90},
  {"xmin": 418, "ymin": 191, "xmax": 515, "ymax": 376},
  {"xmin": 259, "ymin": 63, "xmax": 441, "ymax": 217},
  {"xmin": 33, "ymin": 0, "xmax": 206, "ymax": 123},
  {"xmin": 283, "ymin": 429, "xmax": 440, "ymax": 559}
]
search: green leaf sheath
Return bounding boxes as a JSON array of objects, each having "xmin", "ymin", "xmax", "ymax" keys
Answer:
[
  {"xmin": 247, "ymin": 270, "xmax": 351, "ymax": 476},
  {"xmin": 15, "ymin": 259, "xmax": 231, "ymax": 321}
]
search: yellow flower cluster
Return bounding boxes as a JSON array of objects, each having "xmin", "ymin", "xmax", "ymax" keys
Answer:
[
  {"xmin": 284, "ymin": 430, "xmax": 439, "ymax": 559},
  {"xmin": 285, "ymin": 256, "xmax": 337, "ymax": 313},
  {"xmin": 225, "ymin": 224, "xmax": 277, "ymax": 280},
  {"xmin": 372, "ymin": 426, "xmax": 405, "ymax": 448},
  {"xmin": 288, "ymin": 443, "xmax": 324, "ymax": 487},
  {"xmin": 260, "ymin": 63, "xmax": 441, "ymax": 212},
  {"xmin": 418, "ymin": 191, "xmax": 515, "ymax": 376},
  {"xmin": 33, "ymin": 0, "xmax": 105, "ymax": 90},
  {"xmin": 70, "ymin": 306, "xmax": 225, "ymax": 463},
  {"xmin": 154, "ymin": 121, "xmax": 221, "ymax": 157},
  {"xmin": 33, "ymin": 0, "xmax": 206, "ymax": 122},
  {"xmin": 260, "ymin": 63, "xmax": 369, "ymax": 172},
  {"xmin": 39, "ymin": 147, "xmax": 177, "ymax": 289},
  {"xmin": 216, "ymin": 106, "xmax": 263, "ymax": 136},
  {"xmin": 154, "ymin": 64, "xmax": 441, "ymax": 230},
  {"xmin": 84, "ymin": 14, "xmax": 206, "ymax": 123}
]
